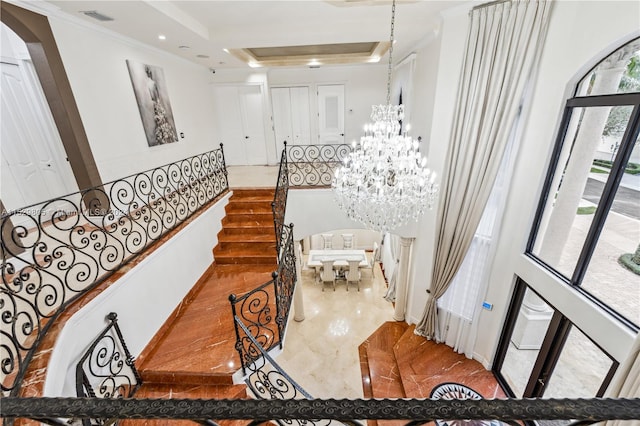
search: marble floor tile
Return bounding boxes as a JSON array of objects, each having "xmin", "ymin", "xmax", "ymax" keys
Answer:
[{"xmin": 275, "ymin": 258, "xmax": 396, "ymax": 399}]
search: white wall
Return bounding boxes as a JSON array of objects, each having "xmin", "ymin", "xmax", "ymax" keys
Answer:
[
  {"xmin": 47, "ymin": 16, "xmax": 221, "ymax": 182},
  {"xmin": 405, "ymin": 5, "xmax": 469, "ymax": 326},
  {"xmin": 286, "ymin": 188, "xmax": 418, "ymax": 242},
  {"xmin": 404, "ymin": 0, "xmax": 640, "ymax": 367},
  {"xmin": 44, "ymin": 194, "xmax": 230, "ymax": 397}
]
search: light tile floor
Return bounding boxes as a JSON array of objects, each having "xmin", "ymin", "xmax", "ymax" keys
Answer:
[{"xmin": 275, "ymin": 258, "xmax": 396, "ymax": 399}]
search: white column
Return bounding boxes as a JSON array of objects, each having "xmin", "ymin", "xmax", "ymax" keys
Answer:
[
  {"xmin": 511, "ymin": 290, "xmax": 552, "ymax": 349},
  {"xmin": 393, "ymin": 237, "xmax": 414, "ymax": 322},
  {"xmin": 293, "ymin": 239, "xmax": 305, "ymax": 321}
]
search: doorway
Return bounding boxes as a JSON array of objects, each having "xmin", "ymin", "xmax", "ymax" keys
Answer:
[
  {"xmin": 317, "ymin": 84, "xmax": 345, "ymax": 144},
  {"xmin": 271, "ymin": 86, "xmax": 311, "ymax": 156},
  {"xmin": 1, "ymin": 23, "xmax": 77, "ymax": 212},
  {"xmin": 211, "ymin": 84, "xmax": 268, "ymax": 165},
  {"xmin": 493, "ymin": 279, "xmax": 618, "ymax": 404}
]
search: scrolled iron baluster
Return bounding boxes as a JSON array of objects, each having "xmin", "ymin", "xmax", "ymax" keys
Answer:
[
  {"xmin": 1, "ymin": 147, "xmax": 228, "ymax": 395},
  {"xmin": 286, "ymin": 144, "xmax": 351, "ymax": 187}
]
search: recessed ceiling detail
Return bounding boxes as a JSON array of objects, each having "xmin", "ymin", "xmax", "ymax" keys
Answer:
[{"xmin": 228, "ymin": 41, "xmax": 390, "ymax": 67}]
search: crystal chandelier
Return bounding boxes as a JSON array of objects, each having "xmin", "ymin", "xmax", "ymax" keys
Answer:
[{"xmin": 332, "ymin": 0, "xmax": 439, "ymax": 233}]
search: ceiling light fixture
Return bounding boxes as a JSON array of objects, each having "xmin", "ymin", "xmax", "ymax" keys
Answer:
[
  {"xmin": 158, "ymin": 35, "xmax": 166, "ymax": 40},
  {"xmin": 332, "ymin": 0, "xmax": 438, "ymax": 232}
]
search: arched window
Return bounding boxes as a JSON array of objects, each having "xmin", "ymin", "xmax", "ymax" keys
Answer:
[{"xmin": 528, "ymin": 37, "xmax": 640, "ymax": 328}]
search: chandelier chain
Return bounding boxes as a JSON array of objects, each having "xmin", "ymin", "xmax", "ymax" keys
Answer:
[
  {"xmin": 386, "ymin": 0, "xmax": 396, "ymax": 106},
  {"xmin": 331, "ymin": 0, "xmax": 438, "ymax": 233}
]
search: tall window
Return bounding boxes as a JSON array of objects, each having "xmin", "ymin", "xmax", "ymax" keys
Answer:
[{"xmin": 528, "ymin": 37, "xmax": 640, "ymax": 328}]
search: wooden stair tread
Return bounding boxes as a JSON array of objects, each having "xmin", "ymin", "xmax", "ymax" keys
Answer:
[
  {"xmin": 366, "ymin": 347, "xmax": 405, "ymax": 398},
  {"xmin": 358, "ymin": 321, "xmax": 408, "ymax": 401}
]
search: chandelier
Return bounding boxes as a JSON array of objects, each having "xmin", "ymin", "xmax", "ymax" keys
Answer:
[{"xmin": 332, "ymin": 0, "xmax": 439, "ymax": 233}]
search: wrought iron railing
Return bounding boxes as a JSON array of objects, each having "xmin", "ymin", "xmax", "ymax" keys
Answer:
[
  {"xmin": 229, "ymin": 223, "xmax": 297, "ymax": 376},
  {"xmin": 273, "ymin": 143, "xmax": 290, "ymax": 253},
  {"xmin": 274, "ymin": 222, "xmax": 296, "ymax": 343},
  {"xmin": 75, "ymin": 312, "xmax": 141, "ymax": 426},
  {"xmin": 2, "ymin": 397, "xmax": 639, "ymax": 425},
  {"xmin": 229, "ymin": 276, "xmax": 281, "ymax": 374},
  {"xmin": 236, "ymin": 316, "xmax": 363, "ymax": 426},
  {"xmin": 1, "ymin": 146, "xmax": 228, "ymax": 395},
  {"xmin": 230, "ymin": 143, "xmax": 298, "ymax": 376},
  {"xmin": 286, "ymin": 143, "xmax": 351, "ymax": 187}
]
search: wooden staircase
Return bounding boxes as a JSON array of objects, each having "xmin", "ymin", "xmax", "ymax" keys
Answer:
[
  {"xmin": 359, "ymin": 322, "xmax": 507, "ymax": 426},
  {"xmin": 214, "ymin": 189, "xmax": 278, "ymax": 265},
  {"xmin": 125, "ymin": 189, "xmax": 279, "ymax": 425}
]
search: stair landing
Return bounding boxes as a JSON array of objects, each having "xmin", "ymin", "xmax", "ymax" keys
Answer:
[
  {"xmin": 136, "ymin": 264, "xmax": 275, "ymax": 384},
  {"xmin": 359, "ymin": 322, "xmax": 506, "ymax": 426}
]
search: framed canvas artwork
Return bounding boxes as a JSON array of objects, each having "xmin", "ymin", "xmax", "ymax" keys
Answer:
[{"xmin": 126, "ymin": 60, "xmax": 178, "ymax": 147}]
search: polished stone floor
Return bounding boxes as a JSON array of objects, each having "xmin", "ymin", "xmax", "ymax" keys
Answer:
[{"xmin": 275, "ymin": 260, "xmax": 396, "ymax": 398}]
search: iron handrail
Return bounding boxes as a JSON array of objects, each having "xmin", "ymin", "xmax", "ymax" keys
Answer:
[
  {"xmin": 286, "ymin": 143, "xmax": 351, "ymax": 187},
  {"xmin": 1, "ymin": 146, "xmax": 229, "ymax": 396},
  {"xmin": 2, "ymin": 396, "xmax": 639, "ymax": 424}
]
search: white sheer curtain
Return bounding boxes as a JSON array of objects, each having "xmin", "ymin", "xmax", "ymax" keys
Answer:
[{"xmin": 437, "ymin": 139, "xmax": 516, "ymax": 357}]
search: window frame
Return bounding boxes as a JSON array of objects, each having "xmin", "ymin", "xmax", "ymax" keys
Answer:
[{"xmin": 525, "ymin": 77, "xmax": 640, "ymax": 331}]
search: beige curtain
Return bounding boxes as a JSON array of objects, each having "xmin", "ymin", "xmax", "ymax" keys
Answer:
[
  {"xmin": 415, "ymin": 0, "xmax": 552, "ymax": 339},
  {"xmin": 605, "ymin": 334, "xmax": 640, "ymax": 426}
]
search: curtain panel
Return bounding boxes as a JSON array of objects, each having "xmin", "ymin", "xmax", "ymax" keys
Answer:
[{"xmin": 415, "ymin": 0, "xmax": 552, "ymax": 339}]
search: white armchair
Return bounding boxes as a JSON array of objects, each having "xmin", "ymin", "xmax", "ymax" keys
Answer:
[
  {"xmin": 345, "ymin": 259, "xmax": 361, "ymax": 291},
  {"xmin": 320, "ymin": 259, "xmax": 337, "ymax": 291}
]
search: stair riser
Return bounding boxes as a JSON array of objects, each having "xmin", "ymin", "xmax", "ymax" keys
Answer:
[
  {"xmin": 223, "ymin": 214, "xmax": 273, "ymax": 223},
  {"xmin": 221, "ymin": 226, "xmax": 273, "ymax": 236},
  {"xmin": 140, "ymin": 371, "xmax": 234, "ymax": 386},
  {"xmin": 216, "ymin": 241, "xmax": 277, "ymax": 251},
  {"xmin": 214, "ymin": 256, "xmax": 277, "ymax": 265},
  {"xmin": 225, "ymin": 202, "xmax": 273, "ymax": 213}
]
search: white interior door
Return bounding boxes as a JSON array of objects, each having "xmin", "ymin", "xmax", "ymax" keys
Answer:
[
  {"xmin": 211, "ymin": 85, "xmax": 244, "ymax": 165},
  {"xmin": 238, "ymin": 85, "xmax": 268, "ymax": 165},
  {"xmin": 317, "ymin": 84, "xmax": 345, "ymax": 144},
  {"xmin": 271, "ymin": 87, "xmax": 293, "ymax": 156},
  {"xmin": 271, "ymin": 86, "xmax": 311, "ymax": 156},
  {"xmin": 211, "ymin": 84, "xmax": 268, "ymax": 166},
  {"xmin": 1, "ymin": 60, "xmax": 76, "ymax": 212},
  {"xmin": 290, "ymin": 87, "xmax": 311, "ymax": 145}
]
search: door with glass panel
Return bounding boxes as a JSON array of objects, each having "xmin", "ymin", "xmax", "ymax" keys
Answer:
[
  {"xmin": 317, "ymin": 84, "xmax": 345, "ymax": 144},
  {"xmin": 494, "ymin": 279, "xmax": 618, "ymax": 403}
]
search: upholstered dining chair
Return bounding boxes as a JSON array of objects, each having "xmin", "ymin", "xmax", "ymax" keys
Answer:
[
  {"xmin": 366, "ymin": 242, "xmax": 379, "ymax": 278},
  {"xmin": 345, "ymin": 259, "xmax": 361, "ymax": 292},
  {"xmin": 321, "ymin": 233, "xmax": 334, "ymax": 249},
  {"xmin": 320, "ymin": 259, "xmax": 337, "ymax": 291},
  {"xmin": 341, "ymin": 233, "xmax": 354, "ymax": 249}
]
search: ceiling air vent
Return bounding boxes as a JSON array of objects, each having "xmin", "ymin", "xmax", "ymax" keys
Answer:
[{"xmin": 81, "ymin": 11, "xmax": 114, "ymax": 22}]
